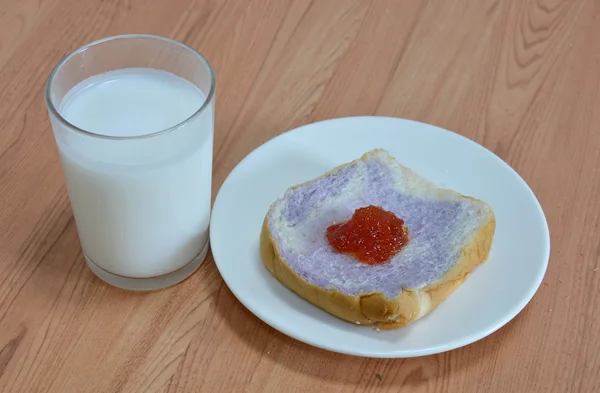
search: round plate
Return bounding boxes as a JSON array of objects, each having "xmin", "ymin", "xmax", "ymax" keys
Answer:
[{"xmin": 210, "ymin": 116, "xmax": 550, "ymax": 358}]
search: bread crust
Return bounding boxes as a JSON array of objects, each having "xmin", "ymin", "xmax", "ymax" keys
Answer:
[{"xmin": 260, "ymin": 210, "xmax": 495, "ymax": 329}]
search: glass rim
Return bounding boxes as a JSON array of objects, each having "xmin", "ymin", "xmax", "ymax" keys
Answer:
[{"xmin": 44, "ymin": 34, "xmax": 216, "ymax": 141}]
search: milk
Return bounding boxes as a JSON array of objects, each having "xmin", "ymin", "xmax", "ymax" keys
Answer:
[{"xmin": 55, "ymin": 68, "xmax": 213, "ymax": 278}]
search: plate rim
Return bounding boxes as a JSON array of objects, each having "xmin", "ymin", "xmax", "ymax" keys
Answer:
[{"xmin": 210, "ymin": 115, "xmax": 551, "ymax": 358}]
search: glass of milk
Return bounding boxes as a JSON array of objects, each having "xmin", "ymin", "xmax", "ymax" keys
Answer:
[{"xmin": 45, "ymin": 35, "xmax": 215, "ymax": 291}]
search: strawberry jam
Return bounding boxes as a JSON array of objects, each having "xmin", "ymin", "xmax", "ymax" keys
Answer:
[{"xmin": 326, "ymin": 205, "xmax": 409, "ymax": 265}]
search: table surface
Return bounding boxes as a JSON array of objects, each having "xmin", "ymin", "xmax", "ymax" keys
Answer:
[{"xmin": 0, "ymin": 0, "xmax": 597, "ymax": 392}]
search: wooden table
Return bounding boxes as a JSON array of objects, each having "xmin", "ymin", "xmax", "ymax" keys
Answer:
[{"xmin": 0, "ymin": 0, "xmax": 597, "ymax": 392}]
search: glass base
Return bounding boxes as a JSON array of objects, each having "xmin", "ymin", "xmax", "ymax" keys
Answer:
[{"xmin": 84, "ymin": 242, "xmax": 209, "ymax": 291}]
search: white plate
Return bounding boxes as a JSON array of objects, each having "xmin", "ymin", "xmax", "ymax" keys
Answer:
[{"xmin": 210, "ymin": 116, "xmax": 550, "ymax": 358}]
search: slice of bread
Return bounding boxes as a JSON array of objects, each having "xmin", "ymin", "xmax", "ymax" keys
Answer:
[{"xmin": 260, "ymin": 149, "xmax": 495, "ymax": 329}]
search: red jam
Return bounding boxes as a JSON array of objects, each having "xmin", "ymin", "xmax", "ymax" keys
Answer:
[{"xmin": 326, "ymin": 205, "xmax": 409, "ymax": 265}]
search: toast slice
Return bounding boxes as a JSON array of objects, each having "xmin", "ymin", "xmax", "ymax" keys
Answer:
[{"xmin": 260, "ymin": 149, "xmax": 495, "ymax": 329}]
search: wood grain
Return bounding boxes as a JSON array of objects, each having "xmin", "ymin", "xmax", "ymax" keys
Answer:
[{"xmin": 0, "ymin": 0, "xmax": 597, "ymax": 391}]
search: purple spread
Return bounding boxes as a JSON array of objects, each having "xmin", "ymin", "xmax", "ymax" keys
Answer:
[
  {"xmin": 285, "ymin": 164, "xmax": 357, "ymax": 225},
  {"xmin": 269, "ymin": 155, "xmax": 474, "ymax": 298}
]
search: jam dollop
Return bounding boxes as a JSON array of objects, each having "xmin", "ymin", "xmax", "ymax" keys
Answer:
[{"xmin": 326, "ymin": 205, "xmax": 409, "ymax": 265}]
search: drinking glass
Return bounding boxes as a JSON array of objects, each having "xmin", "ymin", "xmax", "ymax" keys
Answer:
[{"xmin": 45, "ymin": 34, "xmax": 215, "ymax": 290}]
